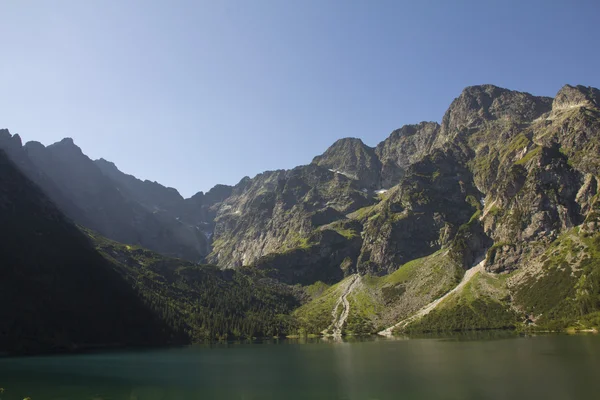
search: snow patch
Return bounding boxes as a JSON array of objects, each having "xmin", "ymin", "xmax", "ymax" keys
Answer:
[
  {"xmin": 328, "ymin": 169, "xmax": 357, "ymax": 180},
  {"xmin": 375, "ymin": 189, "xmax": 388, "ymax": 194}
]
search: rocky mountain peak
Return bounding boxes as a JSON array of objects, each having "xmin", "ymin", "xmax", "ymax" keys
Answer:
[
  {"xmin": 312, "ymin": 137, "xmax": 381, "ymax": 188},
  {"xmin": 441, "ymin": 84, "xmax": 553, "ymax": 133},
  {"xmin": 59, "ymin": 137, "xmax": 75, "ymax": 145},
  {"xmin": 23, "ymin": 140, "xmax": 45, "ymax": 152},
  {"xmin": 0, "ymin": 129, "xmax": 23, "ymax": 150},
  {"xmin": 312, "ymin": 137, "xmax": 373, "ymax": 164},
  {"xmin": 385, "ymin": 122, "xmax": 440, "ymax": 141},
  {"xmin": 187, "ymin": 184, "xmax": 234, "ymax": 209},
  {"xmin": 375, "ymin": 122, "xmax": 440, "ymax": 188},
  {"xmin": 95, "ymin": 157, "xmax": 119, "ymax": 171},
  {"xmin": 46, "ymin": 137, "xmax": 86, "ymax": 159},
  {"xmin": 51, "ymin": 137, "xmax": 80, "ymax": 150},
  {"xmin": 203, "ymin": 184, "xmax": 234, "ymax": 204},
  {"xmin": 553, "ymin": 84, "xmax": 600, "ymax": 110}
]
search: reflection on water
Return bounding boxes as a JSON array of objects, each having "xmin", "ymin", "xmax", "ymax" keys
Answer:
[
  {"xmin": 0, "ymin": 334, "xmax": 598, "ymax": 399},
  {"xmin": 403, "ymin": 329, "xmax": 520, "ymax": 341}
]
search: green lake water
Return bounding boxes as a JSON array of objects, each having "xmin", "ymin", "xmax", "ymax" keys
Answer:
[{"xmin": 0, "ymin": 333, "xmax": 599, "ymax": 399}]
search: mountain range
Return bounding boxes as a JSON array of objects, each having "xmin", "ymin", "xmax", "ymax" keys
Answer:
[{"xmin": 1, "ymin": 83, "xmax": 599, "ymax": 354}]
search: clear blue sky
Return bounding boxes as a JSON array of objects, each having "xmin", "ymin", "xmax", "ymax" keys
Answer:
[{"xmin": 1, "ymin": 1, "xmax": 598, "ymax": 197}]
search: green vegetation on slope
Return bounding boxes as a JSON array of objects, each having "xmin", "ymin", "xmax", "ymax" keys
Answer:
[
  {"xmin": 321, "ymin": 219, "xmax": 360, "ymax": 239},
  {"xmin": 511, "ymin": 228, "xmax": 600, "ymax": 331},
  {"xmin": 295, "ymin": 249, "xmax": 466, "ymax": 335},
  {"xmin": 86, "ymin": 229, "xmax": 301, "ymax": 341},
  {"xmin": 293, "ymin": 278, "xmax": 349, "ymax": 335},
  {"xmin": 0, "ymin": 150, "xmax": 173, "ymax": 355},
  {"xmin": 404, "ymin": 272, "xmax": 517, "ymax": 333},
  {"xmin": 345, "ymin": 287, "xmax": 379, "ymax": 334}
]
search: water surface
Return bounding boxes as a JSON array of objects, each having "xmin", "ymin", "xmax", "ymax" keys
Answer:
[{"xmin": 0, "ymin": 334, "xmax": 598, "ymax": 399}]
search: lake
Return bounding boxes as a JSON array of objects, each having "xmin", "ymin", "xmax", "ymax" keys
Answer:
[{"xmin": 0, "ymin": 333, "xmax": 599, "ymax": 399}]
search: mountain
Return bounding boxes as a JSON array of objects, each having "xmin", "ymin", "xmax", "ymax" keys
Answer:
[
  {"xmin": 0, "ymin": 149, "xmax": 174, "ymax": 354},
  {"xmin": 0, "ymin": 133, "xmax": 212, "ymax": 262},
  {"xmin": 296, "ymin": 84, "xmax": 600, "ymax": 335},
  {"xmin": 2, "ymin": 83, "xmax": 599, "ymax": 345},
  {"xmin": 0, "ymin": 147, "xmax": 301, "ymax": 354}
]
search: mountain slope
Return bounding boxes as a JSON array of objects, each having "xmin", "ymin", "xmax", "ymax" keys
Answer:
[
  {"xmin": 0, "ymin": 149, "xmax": 174, "ymax": 355},
  {"xmin": 84, "ymin": 229, "xmax": 301, "ymax": 340},
  {"xmin": 0, "ymin": 134, "xmax": 210, "ymax": 261}
]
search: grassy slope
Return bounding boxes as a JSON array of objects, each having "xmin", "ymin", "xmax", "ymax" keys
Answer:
[
  {"xmin": 404, "ymin": 272, "xmax": 517, "ymax": 333},
  {"xmin": 294, "ymin": 227, "xmax": 600, "ymax": 336},
  {"xmin": 295, "ymin": 249, "xmax": 465, "ymax": 335},
  {"xmin": 293, "ymin": 277, "xmax": 350, "ymax": 335},
  {"xmin": 510, "ymin": 228, "xmax": 600, "ymax": 331},
  {"xmin": 403, "ymin": 228, "xmax": 600, "ymax": 334}
]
